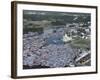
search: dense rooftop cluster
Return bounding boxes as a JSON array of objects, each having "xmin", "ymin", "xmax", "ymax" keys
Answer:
[
  {"xmin": 23, "ymin": 24, "xmax": 91, "ymax": 69},
  {"xmin": 23, "ymin": 27, "xmax": 76, "ymax": 69}
]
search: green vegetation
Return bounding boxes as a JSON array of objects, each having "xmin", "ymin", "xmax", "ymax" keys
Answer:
[
  {"xmin": 71, "ymin": 38, "xmax": 90, "ymax": 49},
  {"xmin": 23, "ymin": 27, "xmax": 43, "ymax": 34},
  {"xmin": 23, "ymin": 10, "xmax": 91, "ymax": 26}
]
